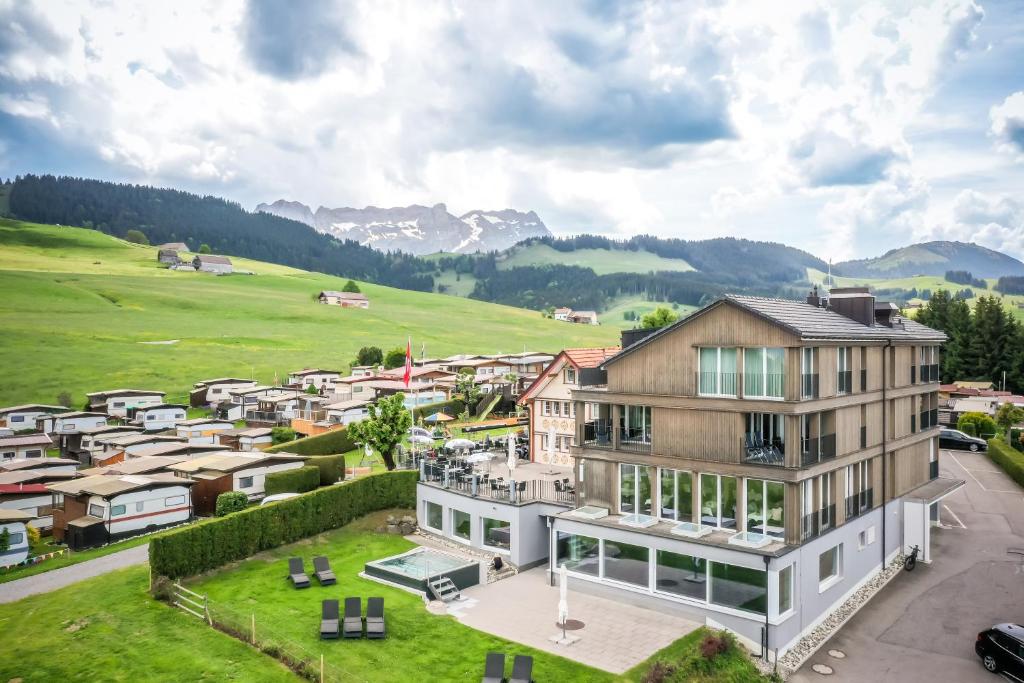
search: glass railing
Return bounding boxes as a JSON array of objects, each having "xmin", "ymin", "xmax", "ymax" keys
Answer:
[
  {"xmin": 743, "ymin": 373, "xmax": 785, "ymax": 399},
  {"xmin": 800, "ymin": 433, "xmax": 836, "ymax": 466},
  {"xmin": 697, "ymin": 371, "xmax": 738, "ymax": 396},
  {"xmin": 743, "ymin": 434, "xmax": 785, "ymax": 466},
  {"xmin": 800, "ymin": 504, "xmax": 835, "ymax": 541}
]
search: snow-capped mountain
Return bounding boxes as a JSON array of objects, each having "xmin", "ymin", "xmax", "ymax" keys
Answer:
[{"xmin": 254, "ymin": 200, "xmax": 551, "ymax": 255}]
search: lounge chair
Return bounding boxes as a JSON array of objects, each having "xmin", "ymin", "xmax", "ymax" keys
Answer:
[
  {"xmin": 342, "ymin": 597, "xmax": 362, "ymax": 638},
  {"xmin": 313, "ymin": 556, "xmax": 336, "ymax": 586},
  {"xmin": 288, "ymin": 557, "xmax": 310, "ymax": 589},
  {"xmin": 481, "ymin": 652, "xmax": 505, "ymax": 683},
  {"xmin": 509, "ymin": 655, "xmax": 533, "ymax": 683},
  {"xmin": 320, "ymin": 600, "xmax": 339, "ymax": 640},
  {"xmin": 365, "ymin": 597, "xmax": 386, "ymax": 639}
]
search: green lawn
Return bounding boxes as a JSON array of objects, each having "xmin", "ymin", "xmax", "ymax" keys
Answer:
[
  {"xmin": 497, "ymin": 243, "xmax": 694, "ymax": 275},
  {"xmin": 600, "ymin": 295, "xmax": 698, "ymax": 326},
  {"xmin": 188, "ymin": 510, "xmax": 617, "ymax": 682},
  {"xmin": 0, "ymin": 564, "xmax": 294, "ymax": 682},
  {"xmin": 433, "ymin": 268, "xmax": 478, "ymax": 297},
  {"xmin": 0, "ymin": 219, "xmax": 617, "ymax": 406}
]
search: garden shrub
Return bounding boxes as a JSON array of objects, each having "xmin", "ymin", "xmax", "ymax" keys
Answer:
[
  {"xmin": 270, "ymin": 426, "xmax": 296, "ymax": 445},
  {"xmin": 150, "ymin": 575, "xmax": 175, "ymax": 602},
  {"xmin": 215, "ymin": 491, "xmax": 248, "ymax": 517},
  {"xmin": 265, "ymin": 465, "xmax": 320, "ymax": 495},
  {"xmin": 306, "ymin": 454, "xmax": 346, "ymax": 485},
  {"xmin": 988, "ymin": 438, "xmax": 1024, "ymax": 489},
  {"xmin": 699, "ymin": 632, "xmax": 730, "ymax": 659},
  {"xmin": 265, "ymin": 427, "xmax": 356, "ymax": 455},
  {"xmin": 149, "ymin": 471, "xmax": 417, "ymax": 578},
  {"xmin": 958, "ymin": 411, "xmax": 997, "ymax": 438}
]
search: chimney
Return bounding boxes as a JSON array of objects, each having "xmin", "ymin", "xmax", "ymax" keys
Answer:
[
  {"xmin": 827, "ymin": 287, "xmax": 876, "ymax": 326},
  {"xmin": 621, "ymin": 327, "xmax": 659, "ymax": 349},
  {"xmin": 806, "ymin": 285, "xmax": 822, "ymax": 308},
  {"xmin": 874, "ymin": 301, "xmax": 899, "ymax": 327}
]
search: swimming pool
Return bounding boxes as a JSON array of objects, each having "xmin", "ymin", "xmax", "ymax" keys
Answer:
[{"xmin": 364, "ymin": 548, "xmax": 480, "ymax": 594}]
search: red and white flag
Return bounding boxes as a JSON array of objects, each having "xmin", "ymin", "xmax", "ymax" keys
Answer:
[{"xmin": 403, "ymin": 337, "xmax": 412, "ymax": 388}]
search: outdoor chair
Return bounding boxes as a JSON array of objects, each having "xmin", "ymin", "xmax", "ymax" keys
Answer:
[
  {"xmin": 365, "ymin": 597, "xmax": 386, "ymax": 639},
  {"xmin": 288, "ymin": 557, "xmax": 310, "ymax": 589},
  {"xmin": 313, "ymin": 556, "xmax": 336, "ymax": 586},
  {"xmin": 343, "ymin": 597, "xmax": 363, "ymax": 638},
  {"xmin": 320, "ymin": 600, "xmax": 340, "ymax": 640},
  {"xmin": 481, "ymin": 652, "xmax": 506, "ymax": 683},
  {"xmin": 509, "ymin": 654, "xmax": 534, "ymax": 683}
]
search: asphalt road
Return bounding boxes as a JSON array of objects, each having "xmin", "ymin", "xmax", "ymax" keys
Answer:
[
  {"xmin": 0, "ymin": 543, "xmax": 149, "ymax": 604},
  {"xmin": 792, "ymin": 447, "xmax": 1024, "ymax": 683}
]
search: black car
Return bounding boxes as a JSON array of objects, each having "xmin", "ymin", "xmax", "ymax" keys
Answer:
[
  {"xmin": 976, "ymin": 623, "xmax": 1024, "ymax": 677},
  {"xmin": 940, "ymin": 428, "xmax": 987, "ymax": 452}
]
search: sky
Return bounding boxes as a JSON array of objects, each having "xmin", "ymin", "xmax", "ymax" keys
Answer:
[{"xmin": 2, "ymin": 0, "xmax": 1024, "ymax": 261}]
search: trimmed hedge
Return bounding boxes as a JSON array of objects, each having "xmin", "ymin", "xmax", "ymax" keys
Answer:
[
  {"xmin": 306, "ymin": 454, "xmax": 347, "ymax": 485},
  {"xmin": 215, "ymin": 491, "xmax": 248, "ymax": 517},
  {"xmin": 150, "ymin": 471, "xmax": 417, "ymax": 578},
  {"xmin": 265, "ymin": 465, "xmax": 320, "ymax": 495},
  {"xmin": 266, "ymin": 427, "xmax": 356, "ymax": 455},
  {"xmin": 988, "ymin": 438, "xmax": 1024, "ymax": 490}
]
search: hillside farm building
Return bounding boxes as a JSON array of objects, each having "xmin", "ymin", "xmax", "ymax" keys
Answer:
[
  {"xmin": 193, "ymin": 254, "xmax": 233, "ymax": 274},
  {"xmin": 318, "ymin": 290, "xmax": 369, "ymax": 308}
]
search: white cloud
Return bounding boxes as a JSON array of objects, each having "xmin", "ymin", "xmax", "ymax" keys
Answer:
[
  {"xmin": 990, "ymin": 91, "xmax": 1024, "ymax": 157},
  {"xmin": 927, "ymin": 189, "xmax": 1024, "ymax": 257}
]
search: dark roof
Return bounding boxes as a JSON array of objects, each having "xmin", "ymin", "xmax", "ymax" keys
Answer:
[
  {"xmin": 320, "ymin": 290, "xmax": 368, "ymax": 300},
  {"xmin": 606, "ymin": 294, "xmax": 947, "ymax": 367},
  {"xmin": 194, "ymin": 254, "xmax": 232, "ymax": 265}
]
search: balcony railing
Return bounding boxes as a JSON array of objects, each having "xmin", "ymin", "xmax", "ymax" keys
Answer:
[
  {"xmin": 860, "ymin": 368, "xmax": 867, "ymax": 392},
  {"xmin": 800, "ymin": 504, "xmax": 836, "ymax": 542},
  {"xmin": 619, "ymin": 426, "xmax": 652, "ymax": 453},
  {"xmin": 743, "ymin": 434, "xmax": 785, "ymax": 466},
  {"xmin": 800, "ymin": 433, "xmax": 836, "ymax": 466},
  {"xmin": 420, "ymin": 465, "xmax": 575, "ymax": 506},
  {"xmin": 837, "ymin": 370, "xmax": 853, "ymax": 395},
  {"xmin": 742, "ymin": 373, "xmax": 785, "ymax": 399},
  {"xmin": 929, "ymin": 460, "xmax": 939, "ymax": 480},
  {"xmin": 801, "ymin": 373, "xmax": 819, "ymax": 399},
  {"xmin": 845, "ymin": 489, "xmax": 873, "ymax": 520},
  {"xmin": 697, "ymin": 371, "xmax": 738, "ymax": 397},
  {"xmin": 581, "ymin": 420, "xmax": 612, "ymax": 447}
]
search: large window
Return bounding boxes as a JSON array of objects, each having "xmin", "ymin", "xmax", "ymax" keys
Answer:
[
  {"xmin": 424, "ymin": 501, "xmax": 442, "ymax": 531},
  {"xmin": 801, "ymin": 347, "xmax": 817, "ymax": 398},
  {"xmin": 837, "ymin": 347, "xmax": 852, "ymax": 394},
  {"xmin": 659, "ymin": 469, "xmax": 693, "ymax": 522},
  {"xmin": 621, "ymin": 405, "xmax": 652, "ymax": 444},
  {"xmin": 655, "ymin": 550, "xmax": 706, "ymax": 600},
  {"xmin": 745, "ymin": 479, "xmax": 785, "ymax": 538},
  {"xmin": 699, "ymin": 347, "xmax": 737, "ymax": 396},
  {"xmin": 452, "ymin": 509, "xmax": 471, "ymax": 541},
  {"xmin": 743, "ymin": 347, "xmax": 785, "ymax": 398},
  {"xmin": 619, "ymin": 463, "xmax": 653, "ymax": 516},
  {"xmin": 700, "ymin": 474, "xmax": 737, "ymax": 528},
  {"xmin": 819, "ymin": 544, "xmax": 842, "ymax": 586},
  {"xmin": 778, "ymin": 564, "xmax": 793, "ymax": 614},
  {"xmin": 555, "ymin": 532, "xmax": 599, "ymax": 577},
  {"xmin": 709, "ymin": 562, "xmax": 767, "ymax": 615},
  {"xmin": 602, "ymin": 540, "xmax": 649, "ymax": 587},
  {"xmin": 482, "ymin": 517, "xmax": 511, "ymax": 550}
]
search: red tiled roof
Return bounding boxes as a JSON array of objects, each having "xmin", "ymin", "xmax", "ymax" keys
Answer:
[
  {"xmin": 0, "ymin": 483, "xmax": 49, "ymax": 494},
  {"xmin": 563, "ymin": 347, "xmax": 621, "ymax": 369}
]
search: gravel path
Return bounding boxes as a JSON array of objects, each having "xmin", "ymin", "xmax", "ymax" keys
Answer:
[{"xmin": 0, "ymin": 544, "xmax": 149, "ymax": 604}]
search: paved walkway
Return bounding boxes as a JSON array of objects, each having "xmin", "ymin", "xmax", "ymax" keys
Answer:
[
  {"xmin": 447, "ymin": 566, "xmax": 701, "ymax": 674},
  {"xmin": 792, "ymin": 448, "xmax": 1024, "ymax": 683},
  {"xmin": 0, "ymin": 544, "xmax": 149, "ymax": 604}
]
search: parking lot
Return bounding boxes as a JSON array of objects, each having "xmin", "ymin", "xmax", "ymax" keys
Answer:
[{"xmin": 792, "ymin": 448, "xmax": 1024, "ymax": 682}]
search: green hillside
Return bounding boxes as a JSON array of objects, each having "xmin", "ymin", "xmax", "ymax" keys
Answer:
[
  {"xmin": 0, "ymin": 219, "xmax": 618, "ymax": 406},
  {"xmin": 600, "ymin": 295, "xmax": 699, "ymax": 325},
  {"xmin": 497, "ymin": 242, "xmax": 694, "ymax": 275}
]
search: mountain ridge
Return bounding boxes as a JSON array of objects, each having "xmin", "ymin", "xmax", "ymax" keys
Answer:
[{"xmin": 834, "ymin": 240, "xmax": 1024, "ymax": 279}]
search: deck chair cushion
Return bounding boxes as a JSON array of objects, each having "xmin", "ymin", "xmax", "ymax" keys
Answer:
[
  {"xmin": 481, "ymin": 652, "xmax": 505, "ymax": 683},
  {"xmin": 288, "ymin": 557, "xmax": 310, "ymax": 588},
  {"xmin": 509, "ymin": 654, "xmax": 533, "ymax": 683}
]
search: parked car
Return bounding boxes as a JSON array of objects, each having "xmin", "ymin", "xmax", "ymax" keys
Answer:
[
  {"xmin": 940, "ymin": 429, "xmax": 987, "ymax": 452},
  {"xmin": 976, "ymin": 623, "xmax": 1024, "ymax": 676}
]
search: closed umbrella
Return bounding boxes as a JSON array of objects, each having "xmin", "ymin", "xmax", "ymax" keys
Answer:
[
  {"xmin": 445, "ymin": 438, "xmax": 475, "ymax": 450},
  {"xmin": 507, "ymin": 433, "xmax": 517, "ymax": 473},
  {"xmin": 558, "ymin": 563, "xmax": 569, "ymax": 640},
  {"xmin": 547, "ymin": 424, "xmax": 556, "ymax": 464}
]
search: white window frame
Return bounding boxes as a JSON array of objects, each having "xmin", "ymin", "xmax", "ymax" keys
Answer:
[
  {"xmin": 618, "ymin": 463, "xmax": 653, "ymax": 517},
  {"xmin": 698, "ymin": 347, "xmax": 737, "ymax": 397},
  {"xmin": 745, "ymin": 478, "xmax": 785, "ymax": 538},
  {"xmin": 743, "ymin": 347, "xmax": 785, "ymax": 399},
  {"xmin": 837, "ymin": 347, "xmax": 850, "ymax": 394},
  {"xmin": 818, "ymin": 543, "xmax": 843, "ymax": 592},
  {"xmin": 657, "ymin": 468, "xmax": 693, "ymax": 522}
]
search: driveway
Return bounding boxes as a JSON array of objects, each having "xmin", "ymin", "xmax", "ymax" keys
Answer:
[
  {"xmin": 792, "ymin": 448, "xmax": 1024, "ymax": 682},
  {"xmin": 0, "ymin": 544, "xmax": 149, "ymax": 604}
]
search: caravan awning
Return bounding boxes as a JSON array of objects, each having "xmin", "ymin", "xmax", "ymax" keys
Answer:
[{"xmin": 903, "ymin": 477, "xmax": 966, "ymax": 504}]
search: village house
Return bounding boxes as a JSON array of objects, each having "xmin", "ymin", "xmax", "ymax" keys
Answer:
[
  {"xmin": 518, "ymin": 347, "xmax": 620, "ymax": 467},
  {"xmin": 157, "ymin": 248, "xmax": 181, "ymax": 265},
  {"xmin": 37, "ymin": 412, "xmax": 109, "ymax": 443},
  {"xmin": 567, "ymin": 310, "xmax": 599, "ymax": 325},
  {"xmin": 0, "ymin": 433, "xmax": 53, "ymax": 461},
  {"xmin": 92, "ymin": 433, "xmax": 186, "ymax": 466},
  {"xmin": 48, "ymin": 474, "xmax": 196, "ymax": 549},
  {"xmin": 192, "ymin": 254, "xmax": 233, "ymax": 274},
  {"xmin": 168, "ymin": 453, "xmax": 307, "ymax": 514},
  {"xmin": 0, "ymin": 404, "xmax": 67, "ymax": 431},
  {"xmin": 350, "ymin": 365, "xmax": 378, "ymax": 377},
  {"xmin": 130, "ymin": 403, "xmax": 188, "ymax": 431},
  {"xmin": 67, "ymin": 424, "xmax": 144, "ymax": 463},
  {"xmin": 0, "ymin": 459, "xmax": 78, "ymax": 533},
  {"xmin": 86, "ymin": 389, "xmax": 166, "ymax": 417},
  {"xmin": 128, "ymin": 442, "xmax": 231, "ymax": 461},
  {"xmin": 0, "ymin": 509, "xmax": 34, "ymax": 567},
  {"xmin": 189, "ymin": 378, "xmax": 258, "ymax": 408},
  {"xmin": 1, "ymin": 483, "xmax": 55, "ymax": 532},
  {"xmin": 79, "ymin": 455, "xmax": 189, "ymax": 477},
  {"xmin": 553, "ymin": 307, "xmax": 573, "ymax": 321},
  {"xmin": 287, "ymin": 369, "xmax": 344, "ymax": 392},
  {"xmin": 323, "ymin": 399, "xmax": 373, "ymax": 426},
  {"xmin": 217, "ymin": 385, "xmax": 285, "ymax": 420},
  {"xmin": 158, "ymin": 242, "xmax": 188, "ymax": 251},
  {"xmin": 318, "ymin": 290, "xmax": 370, "ymax": 308},
  {"xmin": 175, "ymin": 418, "xmax": 235, "ymax": 445},
  {"xmin": 215, "ymin": 427, "xmax": 274, "ymax": 452}
]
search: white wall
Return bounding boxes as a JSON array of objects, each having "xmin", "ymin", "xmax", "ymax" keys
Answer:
[
  {"xmin": 54, "ymin": 415, "xmax": 107, "ymax": 434},
  {"xmin": 232, "ymin": 461, "xmax": 303, "ymax": 498},
  {"xmin": 105, "ymin": 395, "xmax": 163, "ymax": 417},
  {"xmin": 93, "ymin": 485, "xmax": 192, "ymax": 535},
  {"xmin": 0, "ymin": 445, "xmax": 48, "ymax": 460},
  {"xmin": 139, "ymin": 408, "xmax": 187, "ymax": 430},
  {"xmin": 0, "ymin": 521, "xmax": 29, "ymax": 567},
  {"xmin": 0, "ymin": 494, "xmax": 52, "ymax": 529}
]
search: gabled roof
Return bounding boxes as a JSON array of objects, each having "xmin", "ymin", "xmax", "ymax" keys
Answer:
[
  {"xmin": 519, "ymin": 347, "xmax": 620, "ymax": 403},
  {"xmin": 194, "ymin": 254, "xmax": 232, "ymax": 265},
  {"xmin": 0, "ymin": 404, "xmax": 66, "ymax": 416},
  {"xmin": 0, "ymin": 457, "xmax": 75, "ymax": 471},
  {"xmin": 606, "ymin": 294, "xmax": 947, "ymax": 367},
  {"xmin": 49, "ymin": 473, "xmax": 193, "ymax": 497},
  {"xmin": 0, "ymin": 433, "xmax": 53, "ymax": 448},
  {"xmin": 86, "ymin": 389, "xmax": 165, "ymax": 399},
  {"xmin": 289, "ymin": 368, "xmax": 342, "ymax": 377}
]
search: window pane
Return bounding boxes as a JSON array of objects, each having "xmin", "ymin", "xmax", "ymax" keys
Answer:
[
  {"xmin": 677, "ymin": 472, "xmax": 693, "ymax": 523},
  {"xmin": 620, "ymin": 464, "xmax": 636, "ymax": 514},
  {"xmin": 700, "ymin": 474, "xmax": 718, "ymax": 526},
  {"xmin": 482, "ymin": 517, "xmax": 510, "ymax": 550},
  {"xmin": 744, "ymin": 348, "xmax": 764, "ymax": 397},
  {"xmin": 721, "ymin": 476, "xmax": 738, "ymax": 529},
  {"xmin": 709, "ymin": 562, "xmax": 767, "ymax": 615},
  {"xmin": 8, "ymin": 532, "xmax": 24, "ymax": 546},
  {"xmin": 603, "ymin": 540, "xmax": 649, "ymax": 587},
  {"xmin": 425, "ymin": 501, "xmax": 442, "ymax": 530},
  {"xmin": 818, "ymin": 546, "xmax": 839, "ymax": 581},
  {"xmin": 699, "ymin": 348, "xmax": 718, "ymax": 393},
  {"xmin": 638, "ymin": 465, "xmax": 653, "ymax": 516},
  {"xmin": 766, "ymin": 482, "xmax": 785, "ymax": 537},
  {"xmin": 660, "ymin": 469, "xmax": 676, "ymax": 520},
  {"xmin": 556, "ymin": 532, "xmax": 600, "ymax": 577},
  {"xmin": 746, "ymin": 479, "xmax": 765, "ymax": 534},
  {"xmin": 452, "ymin": 509, "xmax": 471, "ymax": 540},
  {"xmin": 766, "ymin": 348, "xmax": 785, "ymax": 397},
  {"xmin": 655, "ymin": 550, "xmax": 706, "ymax": 599},
  {"xmin": 720, "ymin": 348, "xmax": 737, "ymax": 395},
  {"xmin": 778, "ymin": 565, "xmax": 793, "ymax": 613}
]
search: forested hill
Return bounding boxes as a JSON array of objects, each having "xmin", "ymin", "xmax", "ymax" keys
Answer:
[
  {"xmin": 6, "ymin": 175, "xmax": 435, "ymax": 291},
  {"xmin": 835, "ymin": 241, "xmax": 1024, "ymax": 279}
]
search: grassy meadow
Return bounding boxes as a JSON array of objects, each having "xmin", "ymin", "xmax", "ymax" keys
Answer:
[
  {"xmin": 0, "ymin": 219, "xmax": 618, "ymax": 406},
  {"xmin": 496, "ymin": 242, "xmax": 694, "ymax": 275},
  {"xmin": 600, "ymin": 295, "xmax": 699, "ymax": 326}
]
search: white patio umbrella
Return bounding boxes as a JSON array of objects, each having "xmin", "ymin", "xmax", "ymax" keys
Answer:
[
  {"xmin": 445, "ymin": 438, "xmax": 475, "ymax": 450},
  {"xmin": 547, "ymin": 424, "xmax": 556, "ymax": 464},
  {"xmin": 557, "ymin": 563, "xmax": 569, "ymax": 639},
  {"xmin": 409, "ymin": 434, "xmax": 434, "ymax": 445},
  {"xmin": 506, "ymin": 433, "xmax": 517, "ymax": 473}
]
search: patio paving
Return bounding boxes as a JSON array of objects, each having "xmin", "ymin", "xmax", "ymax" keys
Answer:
[{"xmin": 446, "ymin": 566, "xmax": 701, "ymax": 674}]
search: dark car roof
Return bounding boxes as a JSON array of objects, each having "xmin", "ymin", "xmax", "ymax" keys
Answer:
[{"xmin": 992, "ymin": 623, "xmax": 1024, "ymax": 640}]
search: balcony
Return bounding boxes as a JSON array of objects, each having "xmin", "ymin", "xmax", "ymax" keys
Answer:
[
  {"xmin": 742, "ymin": 434, "xmax": 785, "ymax": 466},
  {"xmin": 800, "ymin": 433, "xmax": 836, "ymax": 467},
  {"xmin": 697, "ymin": 371, "xmax": 738, "ymax": 397},
  {"xmin": 930, "ymin": 460, "xmax": 939, "ymax": 480},
  {"xmin": 420, "ymin": 463, "xmax": 576, "ymax": 506},
  {"xmin": 742, "ymin": 373, "xmax": 785, "ymax": 400},
  {"xmin": 845, "ymin": 488, "xmax": 873, "ymax": 520},
  {"xmin": 837, "ymin": 370, "xmax": 853, "ymax": 395},
  {"xmin": 618, "ymin": 425, "xmax": 651, "ymax": 454},
  {"xmin": 581, "ymin": 419, "xmax": 612, "ymax": 448},
  {"xmin": 800, "ymin": 504, "xmax": 836, "ymax": 541},
  {"xmin": 801, "ymin": 373, "xmax": 819, "ymax": 399}
]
